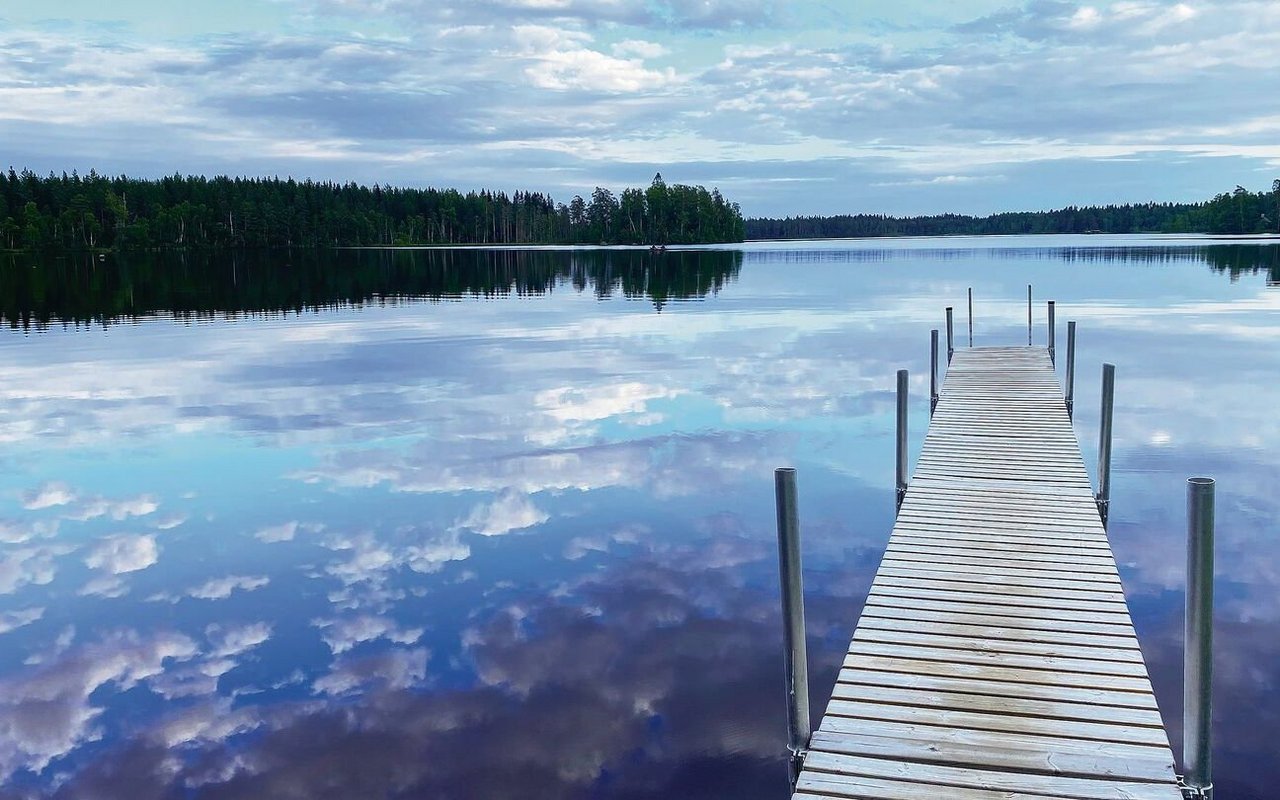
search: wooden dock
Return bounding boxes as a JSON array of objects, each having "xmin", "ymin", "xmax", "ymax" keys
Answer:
[{"xmin": 794, "ymin": 346, "xmax": 1183, "ymax": 800}]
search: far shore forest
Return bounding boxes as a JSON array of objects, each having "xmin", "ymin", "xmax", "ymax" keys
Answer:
[{"xmin": 1, "ymin": 169, "xmax": 1278, "ymax": 252}]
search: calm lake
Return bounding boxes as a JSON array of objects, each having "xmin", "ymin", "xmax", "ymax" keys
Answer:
[{"xmin": 0, "ymin": 236, "xmax": 1276, "ymax": 799}]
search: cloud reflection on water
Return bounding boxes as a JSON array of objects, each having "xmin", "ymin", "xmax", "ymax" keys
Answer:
[{"xmin": 0, "ymin": 240, "xmax": 1277, "ymax": 798}]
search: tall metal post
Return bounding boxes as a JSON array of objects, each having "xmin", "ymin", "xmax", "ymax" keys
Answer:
[
  {"xmin": 896, "ymin": 369, "xmax": 908, "ymax": 513},
  {"xmin": 945, "ymin": 307, "xmax": 954, "ymax": 364},
  {"xmin": 1183, "ymin": 477, "xmax": 1215, "ymax": 800},
  {"xmin": 774, "ymin": 468, "xmax": 811, "ymax": 790},
  {"xmin": 967, "ymin": 287, "xmax": 973, "ymax": 347},
  {"xmin": 1065, "ymin": 321, "xmax": 1077, "ymax": 419},
  {"xmin": 1027, "ymin": 284, "xmax": 1033, "ymax": 345},
  {"xmin": 1047, "ymin": 301, "xmax": 1056, "ymax": 364},
  {"xmin": 1096, "ymin": 363, "xmax": 1115, "ymax": 526},
  {"xmin": 930, "ymin": 329, "xmax": 939, "ymax": 415}
]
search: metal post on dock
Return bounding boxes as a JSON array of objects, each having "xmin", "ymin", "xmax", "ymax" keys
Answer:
[
  {"xmin": 1182, "ymin": 477, "xmax": 1215, "ymax": 800},
  {"xmin": 930, "ymin": 330, "xmax": 939, "ymax": 415},
  {"xmin": 1027, "ymin": 284, "xmax": 1033, "ymax": 345},
  {"xmin": 1096, "ymin": 363, "xmax": 1115, "ymax": 526},
  {"xmin": 967, "ymin": 288, "xmax": 973, "ymax": 347},
  {"xmin": 1047, "ymin": 301, "xmax": 1056, "ymax": 364},
  {"xmin": 774, "ymin": 468, "xmax": 811, "ymax": 791},
  {"xmin": 945, "ymin": 308, "xmax": 954, "ymax": 364},
  {"xmin": 1065, "ymin": 321, "xmax": 1076, "ymax": 418},
  {"xmin": 896, "ymin": 369, "xmax": 908, "ymax": 513}
]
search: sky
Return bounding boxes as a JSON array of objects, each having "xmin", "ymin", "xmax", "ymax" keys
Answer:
[{"xmin": 2, "ymin": 0, "xmax": 1279, "ymax": 217}]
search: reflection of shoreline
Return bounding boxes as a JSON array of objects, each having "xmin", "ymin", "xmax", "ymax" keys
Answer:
[{"xmin": 0, "ymin": 249, "xmax": 743, "ymax": 329}]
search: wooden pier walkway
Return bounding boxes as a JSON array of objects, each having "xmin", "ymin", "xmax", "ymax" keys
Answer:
[{"xmin": 794, "ymin": 346, "xmax": 1182, "ymax": 800}]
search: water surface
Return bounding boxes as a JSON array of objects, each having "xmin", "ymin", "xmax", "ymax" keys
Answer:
[{"xmin": 0, "ymin": 236, "xmax": 1276, "ymax": 799}]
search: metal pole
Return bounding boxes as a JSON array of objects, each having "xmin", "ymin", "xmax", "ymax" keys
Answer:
[
  {"xmin": 896, "ymin": 369, "xmax": 908, "ymax": 513},
  {"xmin": 1047, "ymin": 301, "xmax": 1056, "ymax": 364},
  {"xmin": 1027, "ymin": 284, "xmax": 1033, "ymax": 346},
  {"xmin": 1065, "ymin": 321, "xmax": 1076, "ymax": 419},
  {"xmin": 930, "ymin": 329, "xmax": 939, "ymax": 416},
  {"xmin": 1096, "ymin": 363, "xmax": 1115, "ymax": 526},
  {"xmin": 945, "ymin": 307, "xmax": 954, "ymax": 364},
  {"xmin": 1184, "ymin": 477, "xmax": 1215, "ymax": 800},
  {"xmin": 967, "ymin": 287, "xmax": 973, "ymax": 347},
  {"xmin": 775, "ymin": 467, "xmax": 810, "ymax": 790}
]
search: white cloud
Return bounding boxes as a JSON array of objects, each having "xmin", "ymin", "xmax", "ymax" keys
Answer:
[
  {"xmin": 0, "ymin": 546, "xmax": 65, "ymax": 595},
  {"xmin": 313, "ymin": 646, "xmax": 429, "ymax": 694},
  {"xmin": 83, "ymin": 534, "xmax": 159, "ymax": 574},
  {"xmin": 455, "ymin": 489, "xmax": 549, "ymax": 536},
  {"xmin": 0, "ymin": 607, "xmax": 44, "ymax": 635},
  {"xmin": 152, "ymin": 698, "xmax": 261, "ymax": 748},
  {"xmin": 255, "ymin": 520, "xmax": 300, "ymax": 542},
  {"xmin": 515, "ymin": 25, "xmax": 679, "ymax": 93},
  {"xmin": 313, "ymin": 615, "xmax": 424, "ymax": 654},
  {"xmin": 206, "ymin": 622, "xmax": 273, "ymax": 657},
  {"xmin": 0, "ymin": 518, "xmax": 58, "ymax": 545},
  {"xmin": 20, "ymin": 482, "xmax": 76, "ymax": 510},
  {"xmin": 0, "ymin": 630, "xmax": 197, "ymax": 778},
  {"xmin": 187, "ymin": 575, "xmax": 270, "ymax": 600},
  {"xmin": 63, "ymin": 494, "xmax": 159, "ymax": 522}
]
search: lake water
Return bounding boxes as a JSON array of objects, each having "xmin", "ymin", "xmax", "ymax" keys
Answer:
[{"xmin": 0, "ymin": 236, "xmax": 1276, "ymax": 799}]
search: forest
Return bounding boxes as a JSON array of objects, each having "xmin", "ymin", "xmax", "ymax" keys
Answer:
[
  {"xmin": 747, "ymin": 181, "xmax": 1280, "ymax": 239},
  {"xmin": 0, "ymin": 171, "xmax": 745, "ymax": 250}
]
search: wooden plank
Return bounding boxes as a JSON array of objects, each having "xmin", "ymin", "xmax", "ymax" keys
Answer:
[
  {"xmin": 834, "ymin": 668, "xmax": 1159, "ymax": 710},
  {"xmin": 871, "ymin": 575, "xmax": 1129, "ymax": 606},
  {"xmin": 808, "ymin": 727, "xmax": 1172, "ymax": 778},
  {"xmin": 878, "ymin": 552, "xmax": 1120, "ymax": 578},
  {"xmin": 816, "ymin": 719, "xmax": 1175, "ymax": 775},
  {"xmin": 865, "ymin": 595, "xmax": 1133, "ymax": 626},
  {"xmin": 852, "ymin": 628, "xmax": 1144, "ymax": 665},
  {"xmin": 827, "ymin": 683, "xmax": 1163, "ymax": 727},
  {"xmin": 875, "ymin": 558, "xmax": 1126, "ymax": 588},
  {"xmin": 868, "ymin": 585, "xmax": 1133, "ymax": 615},
  {"xmin": 798, "ymin": 752, "xmax": 1177, "ymax": 793},
  {"xmin": 845, "ymin": 643, "xmax": 1152, "ymax": 679},
  {"xmin": 860, "ymin": 601, "xmax": 1141, "ymax": 640}
]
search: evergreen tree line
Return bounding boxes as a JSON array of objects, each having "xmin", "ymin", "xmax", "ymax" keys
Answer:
[
  {"xmin": 0, "ymin": 248, "xmax": 743, "ymax": 329},
  {"xmin": 748, "ymin": 181, "xmax": 1280, "ymax": 239},
  {"xmin": 0, "ymin": 170, "xmax": 745, "ymax": 251}
]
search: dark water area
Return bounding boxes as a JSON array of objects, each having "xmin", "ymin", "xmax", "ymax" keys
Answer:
[{"xmin": 0, "ymin": 235, "xmax": 1276, "ymax": 799}]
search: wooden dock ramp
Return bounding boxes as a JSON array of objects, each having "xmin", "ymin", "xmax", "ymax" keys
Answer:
[{"xmin": 794, "ymin": 346, "xmax": 1183, "ymax": 800}]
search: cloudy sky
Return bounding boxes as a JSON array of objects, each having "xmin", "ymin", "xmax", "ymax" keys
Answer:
[{"xmin": 2, "ymin": 1, "xmax": 1279, "ymax": 216}]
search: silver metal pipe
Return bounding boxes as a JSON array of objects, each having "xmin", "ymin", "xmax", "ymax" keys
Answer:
[
  {"xmin": 945, "ymin": 307, "xmax": 954, "ymax": 364},
  {"xmin": 1027, "ymin": 284, "xmax": 1033, "ymax": 346},
  {"xmin": 896, "ymin": 369, "xmax": 908, "ymax": 512},
  {"xmin": 1047, "ymin": 301, "xmax": 1056, "ymax": 364},
  {"xmin": 1065, "ymin": 321, "xmax": 1076, "ymax": 419},
  {"xmin": 1096, "ymin": 363, "xmax": 1115, "ymax": 526},
  {"xmin": 967, "ymin": 287, "xmax": 973, "ymax": 347},
  {"xmin": 1184, "ymin": 477, "xmax": 1215, "ymax": 800},
  {"xmin": 930, "ymin": 329, "xmax": 939, "ymax": 416},
  {"xmin": 774, "ymin": 467, "xmax": 811, "ymax": 790}
]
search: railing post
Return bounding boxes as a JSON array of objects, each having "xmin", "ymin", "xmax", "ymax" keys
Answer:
[
  {"xmin": 945, "ymin": 307, "xmax": 954, "ymax": 364},
  {"xmin": 967, "ymin": 287, "xmax": 973, "ymax": 347},
  {"xmin": 1027, "ymin": 284, "xmax": 1033, "ymax": 346},
  {"xmin": 1047, "ymin": 300, "xmax": 1056, "ymax": 364},
  {"xmin": 1065, "ymin": 321, "xmax": 1076, "ymax": 419},
  {"xmin": 930, "ymin": 330, "xmax": 939, "ymax": 415},
  {"xmin": 1183, "ymin": 477, "xmax": 1215, "ymax": 800},
  {"xmin": 896, "ymin": 369, "xmax": 908, "ymax": 513},
  {"xmin": 1096, "ymin": 363, "xmax": 1115, "ymax": 526},
  {"xmin": 775, "ymin": 468, "xmax": 811, "ymax": 791}
]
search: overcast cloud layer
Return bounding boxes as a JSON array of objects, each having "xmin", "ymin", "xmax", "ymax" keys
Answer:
[{"xmin": 2, "ymin": 1, "xmax": 1279, "ymax": 215}]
